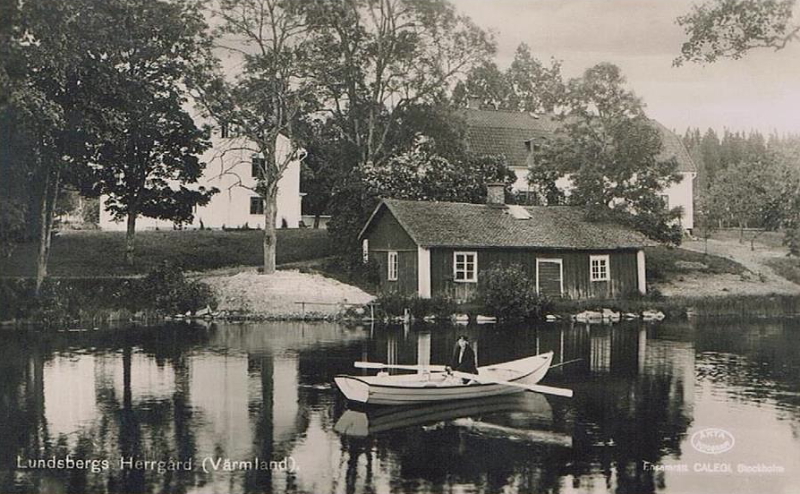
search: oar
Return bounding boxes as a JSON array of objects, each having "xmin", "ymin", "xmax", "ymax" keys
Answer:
[
  {"xmin": 451, "ymin": 371, "xmax": 573, "ymax": 398},
  {"xmin": 354, "ymin": 362, "xmax": 447, "ymax": 372},
  {"xmin": 549, "ymin": 358, "xmax": 583, "ymax": 370}
]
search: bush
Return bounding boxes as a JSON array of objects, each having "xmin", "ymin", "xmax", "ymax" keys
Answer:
[
  {"xmin": 375, "ymin": 291, "xmax": 410, "ymax": 318},
  {"xmin": 477, "ymin": 264, "xmax": 550, "ymax": 321},
  {"xmin": 138, "ymin": 262, "xmax": 217, "ymax": 314},
  {"xmin": 374, "ymin": 292, "xmax": 458, "ymax": 320},
  {"xmin": 429, "ymin": 294, "xmax": 458, "ymax": 319}
]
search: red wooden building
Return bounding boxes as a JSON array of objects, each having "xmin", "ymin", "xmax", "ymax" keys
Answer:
[{"xmin": 359, "ymin": 185, "xmax": 651, "ymax": 301}]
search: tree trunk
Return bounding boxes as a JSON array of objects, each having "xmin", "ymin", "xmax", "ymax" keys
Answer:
[
  {"xmin": 739, "ymin": 223, "xmax": 744, "ymax": 244},
  {"xmin": 125, "ymin": 212, "xmax": 137, "ymax": 265},
  {"xmin": 35, "ymin": 167, "xmax": 60, "ymax": 295},
  {"xmin": 262, "ymin": 188, "xmax": 278, "ymax": 274}
]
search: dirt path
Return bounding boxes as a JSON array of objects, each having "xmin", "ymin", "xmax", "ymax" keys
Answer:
[
  {"xmin": 201, "ymin": 268, "xmax": 374, "ymax": 316},
  {"xmin": 656, "ymin": 237, "xmax": 800, "ymax": 297}
]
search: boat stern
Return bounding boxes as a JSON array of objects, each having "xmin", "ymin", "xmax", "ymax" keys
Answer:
[{"xmin": 334, "ymin": 375, "xmax": 370, "ymax": 404}]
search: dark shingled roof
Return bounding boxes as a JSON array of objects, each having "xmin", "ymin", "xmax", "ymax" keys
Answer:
[
  {"xmin": 363, "ymin": 198, "xmax": 651, "ymax": 250},
  {"xmin": 460, "ymin": 108, "xmax": 697, "ymax": 173}
]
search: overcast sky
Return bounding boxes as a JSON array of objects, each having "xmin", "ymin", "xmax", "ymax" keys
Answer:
[{"xmin": 453, "ymin": 0, "xmax": 800, "ymax": 135}]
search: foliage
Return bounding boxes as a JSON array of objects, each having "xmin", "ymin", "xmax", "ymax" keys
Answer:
[
  {"xmin": 374, "ymin": 292, "xmax": 457, "ymax": 320},
  {"xmin": 68, "ymin": 0, "xmax": 217, "ymax": 265},
  {"xmin": 675, "ymin": 0, "xmax": 799, "ymax": 65},
  {"xmin": 0, "ymin": 108, "xmax": 37, "ymax": 252},
  {"xmin": 5, "ymin": 0, "xmax": 114, "ymax": 290},
  {"xmin": 363, "ymin": 149, "xmax": 516, "ymax": 203},
  {"xmin": 706, "ymin": 158, "xmax": 788, "ymax": 240},
  {"xmin": 529, "ymin": 63, "xmax": 683, "ymax": 244},
  {"xmin": 0, "ymin": 197, "xmax": 27, "ymax": 259},
  {"xmin": 0, "ymin": 264, "xmax": 216, "ymax": 324},
  {"xmin": 477, "ymin": 264, "xmax": 551, "ymax": 321},
  {"xmin": 137, "ymin": 262, "xmax": 217, "ymax": 314},
  {"xmin": 305, "ymin": 0, "xmax": 494, "ymax": 170},
  {"xmin": 0, "ymin": 277, "xmax": 137, "ymax": 324},
  {"xmin": 453, "ymin": 43, "xmax": 565, "ymax": 113},
  {"xmin": 693, "ymin": 194, "xmax": 719, "ymax": 250},
  {"xmin": 375, "ymin": 292, "xmax": 411, "ymax": 318}
]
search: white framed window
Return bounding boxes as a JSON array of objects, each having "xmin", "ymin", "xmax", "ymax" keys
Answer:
[
  {"xmin": 252, "ymin": 155, "xmax": 266, "ymax": 178},
  {"xmin": 249, "ymin": 197, "xmax": 264, "ymax": 215},
  {"xmin": 454, "ymin": 251, "xmax": 478, "ymax": 283},
  {"xmin": 590, "ymin": 254, "xmax": 610, "ymax": 282},
  {"xmin": 362, "ymin": 239, "xmax": 369, "ymax": 264},
  {"xmin": 387, "ymin": 251, "xmax": 398, "ymax": 281}
]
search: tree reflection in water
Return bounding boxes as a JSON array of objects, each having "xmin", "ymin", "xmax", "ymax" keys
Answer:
[{"xmin": 0, "ymin": 318, "xmax": 798, "ymax": 494}]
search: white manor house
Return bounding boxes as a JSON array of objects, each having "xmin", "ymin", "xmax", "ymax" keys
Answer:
[{"xmin": 99, "ymin": 125, "xmax": 304, "ymax": 231}]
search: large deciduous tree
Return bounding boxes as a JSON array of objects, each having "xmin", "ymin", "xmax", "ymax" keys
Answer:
[
  {"xmin": 192, "ymin": 0, "xmax": 314, "ymax": 274},
  {"xmin": 530, "ymin": 63, "xmax": 683, "ymax": 244},
  {"xmin": 707, "ymin": 158, "xmax": 788, "ymax": 248},
  {"xmin": 7, "ymin": 0, "xmax": 104, "ymax": 291},
  {"xmin": 73, "ymin": 0, "xmax": 217, "ymax": 265},
  {"xmin": 453, "ymin": 43, "xmax": 565, "ymax": 113},
  {"xmin": 675, "ymin": 0, "xmax": 799, "ymax": 65},
  {"xmin": 306, "ymin": 0, "xmax": 494, "ymax": 170}
]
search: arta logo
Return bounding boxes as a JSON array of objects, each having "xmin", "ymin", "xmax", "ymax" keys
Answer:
[{"xmin": 690, "ymin": 428, "xmax": 735, "ymax": 455}]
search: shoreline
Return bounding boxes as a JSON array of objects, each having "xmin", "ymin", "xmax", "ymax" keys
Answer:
[{"xmin": 5, "ymin": 291, "xmax": 800, "ymax": 330}]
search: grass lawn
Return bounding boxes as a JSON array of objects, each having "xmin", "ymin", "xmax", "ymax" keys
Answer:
[
  {"xmin": 645, "ymin": 245, "xmax": 746, "ymax": 282},
  {"xmin": 0, "ymin": 229, "xmax": 332, "ymax": 277},
  {"xmin": 705, "ymin": 228, "xmax": 786, "ymax": 249},
  {"xmin": 763, "ymin": 258, "xmax": 800, "ymax": 285}
]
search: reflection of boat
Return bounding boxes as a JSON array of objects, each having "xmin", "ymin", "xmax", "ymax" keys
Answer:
[
  {"xmin": 334, "ymin": 392, "xmax": 552, "ymax": 437},
  {"xmin": 334, "ymin": 352, "xmax": 553, "ymax": 405}
]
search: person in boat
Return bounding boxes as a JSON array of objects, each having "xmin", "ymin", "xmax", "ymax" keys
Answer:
[{"xmin": 446, "ymin": 335, "xmax": 478, "ymax": 383}]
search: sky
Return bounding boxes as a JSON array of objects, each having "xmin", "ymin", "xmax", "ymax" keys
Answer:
[{"xmin": 453, "ymin": 0, "xmax": 800, "ymax": 135}]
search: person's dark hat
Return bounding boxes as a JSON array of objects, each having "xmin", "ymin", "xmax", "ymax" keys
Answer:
[{"xmin": 458, "ymin": 335, "xmax": 470, "ymax": 341}]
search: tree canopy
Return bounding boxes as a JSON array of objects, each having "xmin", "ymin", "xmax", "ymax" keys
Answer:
[
  {"xmin": 675, "ymin": 0, "xmax": 799, "ymax": 65},
  {"xmin": 452, "ymin": 43, "xmax": 564, "ymax": 113},
  {"xmin": 68, "ymin": 0, "xmax": 217, "ymax": 264},
  {"xmin": 305, "ymin": 0, "xmax": 494, "ymax": 169},
  {"xmin": 530, "ymin": 63, "xmax": 683, "ymax": 244}
]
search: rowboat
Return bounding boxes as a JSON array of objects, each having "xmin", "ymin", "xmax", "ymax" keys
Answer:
[{"xmin": 334, "ymin": 351, "xmax": 556, "ymax": 406}]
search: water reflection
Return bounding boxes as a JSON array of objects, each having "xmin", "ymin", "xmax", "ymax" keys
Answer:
[{"xmin": 0, "ymin": 318, "xmax": 798, "ymax": 493}]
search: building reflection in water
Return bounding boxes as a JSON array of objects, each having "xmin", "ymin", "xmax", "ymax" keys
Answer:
[{"xmin": 2, "ymin": 318, "xmax": 800, "ymax": 493}]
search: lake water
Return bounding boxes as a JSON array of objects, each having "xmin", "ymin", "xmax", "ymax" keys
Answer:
[{"xmin": 1, "ymin": 317, "xmax": 799, "ymax": 494}]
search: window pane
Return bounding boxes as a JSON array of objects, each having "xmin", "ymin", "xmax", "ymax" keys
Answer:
[{"xmin": 250, "ymin": 197, "xmax": 263, "ymax": 215}]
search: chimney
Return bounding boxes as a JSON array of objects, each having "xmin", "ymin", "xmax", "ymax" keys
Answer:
[
  {"xmin": 467, "ymin": 96, "xmax": 481, "ymax": 110},
  {"xmin": 486, "ymin": 182, "xmax": 506, "ymax": 206}
]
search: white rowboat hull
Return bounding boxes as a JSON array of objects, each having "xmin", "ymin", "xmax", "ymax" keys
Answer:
[{"xmin": 334, "ymin": 352, "xmax": 554, "ymax": 406}]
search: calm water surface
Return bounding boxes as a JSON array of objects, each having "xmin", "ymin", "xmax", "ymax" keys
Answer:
[{"xmin": 1, "ymin": 318, "xmax": 799, "ymax": 494}]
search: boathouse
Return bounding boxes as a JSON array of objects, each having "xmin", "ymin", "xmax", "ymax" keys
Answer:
[{"xmin": 359, "ymin": 184, "xmax": 652, "ymax": 301}]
